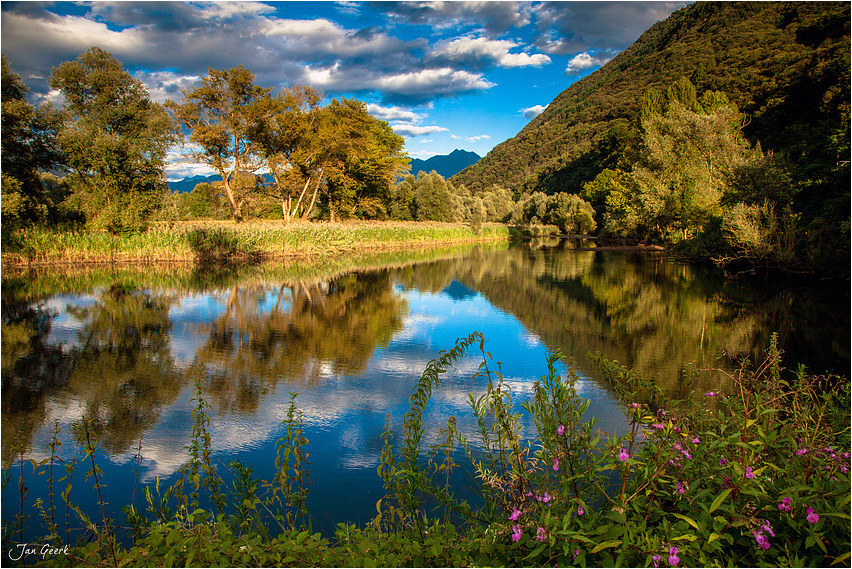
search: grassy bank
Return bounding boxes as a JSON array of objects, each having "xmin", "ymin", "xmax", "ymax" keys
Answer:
[{"xmin": 1, "ymin": 221, "xmax": 512, "ymax": 267}]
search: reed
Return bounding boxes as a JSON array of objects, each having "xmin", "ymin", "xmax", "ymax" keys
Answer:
[{"xmin": 1, "ymin": 221, "xmax": 512, "ymax": 267}]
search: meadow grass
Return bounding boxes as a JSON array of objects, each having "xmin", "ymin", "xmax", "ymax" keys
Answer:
[{"xmin": 1, "ymin": 220, "xmax": 512, "ymax": 267}]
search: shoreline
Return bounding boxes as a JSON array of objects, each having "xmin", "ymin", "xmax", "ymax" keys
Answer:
[{"xmin": 0, "ymin": 220, "xmax": 513, "ymax": 270}]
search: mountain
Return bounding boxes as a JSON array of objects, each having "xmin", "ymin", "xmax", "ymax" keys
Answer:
[
  {"xmin": 168, "ymin": 173, "xmax": 276, "ymax": 193},
  {"xmin": 451, "ymin": 2, "xmax": 850, "ymax": 196},
  {"xmin": 168, "ymin": 174, "xmax": 219, "ymax": 193},
  {"xmin": 409, "ymin": 149, "xmax": 481, "ymax": 179}
]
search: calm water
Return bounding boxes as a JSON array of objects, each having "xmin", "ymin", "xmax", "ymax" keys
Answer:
[{"xmin": 2, "ymin": 239, "xmax": 849, "ymax": 540}]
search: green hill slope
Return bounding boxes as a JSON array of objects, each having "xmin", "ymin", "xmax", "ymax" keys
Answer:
[{"xmin": 452, "ymin": 2, "xmax": 849, "ymax": 198}]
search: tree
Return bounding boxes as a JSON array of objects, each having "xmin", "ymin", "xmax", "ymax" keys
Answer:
[
  {"xmin": 322, "ymin": 112, "xmax": 408, "ymax": 220},
  {"xmin": 2, "ymin": 53, "xmax": 64, "ymax": 231},
  {"xmin": 49, "ymin": 47, "xmax": 178, "ymax": 234},
  {"xmin": 166, "ymin": 66, "xmax": 270, "ymax": 222},
  {"xmin": 411, "ymin": 171, "xmax": 461, "ymax": 222},
  {"xmin": 248, "ymin": 85, "xmax": 322, "ymax": 223}
]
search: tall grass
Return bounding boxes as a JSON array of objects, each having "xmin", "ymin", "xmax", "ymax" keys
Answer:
[{"xmin": 2, "ymin": 221, "xmax": 512, "ymax": 267}]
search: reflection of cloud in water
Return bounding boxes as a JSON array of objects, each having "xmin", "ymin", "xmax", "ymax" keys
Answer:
[{"xmin": 520, "ymin": 331, "xmax": 542, "ymax": 348}]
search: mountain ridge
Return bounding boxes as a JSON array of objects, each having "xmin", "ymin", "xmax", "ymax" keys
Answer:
[
  {"xmin": 451, "ymin": 2, "xmax": 850, "ymax": 197},
  {"xmin": 409, "ymin": 149, "xmax": 481, "ymax": 179}
]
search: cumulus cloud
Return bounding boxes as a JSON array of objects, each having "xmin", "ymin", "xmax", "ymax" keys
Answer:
[
  {"xmin": 377, "ymin": 68, "xmax": 494, "ymax": 101},
  {"xmin": 531, "ymin": 1, "xmax": 689, "ymax": 55},
  {"xmin": 431, "ymin": 36, "xmax": 550, "ymax": 69},
  {"xmin": 520, "ymin": 104, "xmax": 548, "ymax": 119},
  {"xmin": 392, "ymin": 124, "xmax": 450, "ymax": 137},
  {"xmin": 366, "ymin": 103, "xmax": 426, "ymax": 123},
  {"xmin": 466, "ymin": 134, "xmax": 491, "ymax": 142},
  {"xmin": 134, "ymin": 70, "xmax": 199, "ymax": 104},
  {"xmin": 376, "ymin": 1, "xmax": 533, "ymax": 37},
  {"xmin": 564, "ymin": 51, "xmax": 612, "ymax": 75}
]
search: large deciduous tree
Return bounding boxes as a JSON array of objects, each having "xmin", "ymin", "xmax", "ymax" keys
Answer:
[
  {"xmin": 49, "ymin": 47, "xmax": 178, "ymax": 234},
  {"xmin": 251, "ymin": 93, "xmax": 408, "ymax": 222},
  {"xmin": 166, "ymin": 66, "xmax": 270, "ymax": 222},
  {"xmin": 2, "ymin": 53, "xmax": 64, "ymax": 231}
]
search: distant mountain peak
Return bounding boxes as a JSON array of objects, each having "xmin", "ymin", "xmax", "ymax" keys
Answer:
[{"xmin": 409, "ymin": 149, "xmax": 481, "ymax": 179}]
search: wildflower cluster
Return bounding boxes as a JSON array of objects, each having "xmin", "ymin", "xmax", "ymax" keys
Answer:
[{"xmin": 479, "ymin": 335, "xmax": 849, "ymax": 567}]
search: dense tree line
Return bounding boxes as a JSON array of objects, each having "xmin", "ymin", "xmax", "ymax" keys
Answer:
[
  {"xmin": 451, "ymin": 1, "xmax": 849, "ymax": 275},
  {"xmin": 1, "ymin": 48, "xmax": 411, "ymax": 233}
]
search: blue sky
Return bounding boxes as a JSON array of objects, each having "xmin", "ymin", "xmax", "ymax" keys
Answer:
[{"xmin": 2, "ymin": 1, "xmax": 688, "ymax": 179}]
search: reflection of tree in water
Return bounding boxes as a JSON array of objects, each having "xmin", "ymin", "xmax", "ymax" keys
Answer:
[
  {"xmin": 2, "ymin": 284, "xmax": 183, "ymax": 458},
  {"xmin": 2, "ymin": 303, "xmax": 71, "ymax": 459},
  {"xmin": 397, "ymin": 240, "xmax": 847, "ymax": 399},
  {"xmin": 195, "ymin": 271, "xmax": 408, "ymax": 413}
]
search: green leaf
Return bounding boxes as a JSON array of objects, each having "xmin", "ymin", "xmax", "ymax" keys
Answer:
[
  {"xmin": 831, "ymin": 551, "xmax": 851, "ymax": 566},
  {"xmin": 591, "ymin": 540, "xmax": 623, "ymax": 553},
  {"xmin": 709, "ymin": 488, "xmax": 731, "ymax": 513},
  {"xmin": 670, "ymin": 513, "xmax": 699, "ymax": 530},
  {"xmin": 708, "ymin": 533, "xmax": 720, "ymax": 543},
  {"xmin": 672, "ymin": 534, "xmax": 698, "ymax": 542}
]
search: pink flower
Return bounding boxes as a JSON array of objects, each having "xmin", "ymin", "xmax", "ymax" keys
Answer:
[
  {"xmin": 652, "ymin": 554, "xmax": 661, "ymax": 568},
  {"xmin": 704, "ymin": 391, "xmax": 717, "ymax": 397},
  {"xmin": 553, "ymin": 457, "xmax": 560, "ymax": 471},
  {"xmin": 577, "ymin": 506, "xmax": 584, "ymax": 516},
  {"xmin": 778, "ymin": 497, "xmax": 792, "ymax": 512},
  {"xmin": 618, "ymin": 448, "xmax": 630, "ymax": 461},
  {"xmin": 509, "ymin": 506, "xmax": 523, "ymax": 521},
  {"xmin": 755, "ymin": 533, "xmax": 770, "ymax": 550},
  {"xmin": 668, "ymin": 546, "xmax": 680, "ymax": 566},
  {"xmin": 761, "ymin": 522, "xmax": 775, "ymax": 537},
  {"xmin": 691, "ymin": 436, "xmax": 701, "ymax": 444},
  {"xmin": 795, "ymin": 447, "xmax": 808, "ymax": 456},
  {"xmin": 719, "ymin": 458, "xmax": 727, "ymax": 466},
  {"xmin": 511, "ymin": 524, "xmax": 523, "ymax": 542},
  {"xmin": 677, "ymin": 482, "xmax": 686, "ymax": 495},
  {"xmin": 651, "ymin": 423, "xmax": 665, "ymax": 430},
  {"xmin": 538, "ymin": 492, "xmax": 552, "ymax": 503},
  {"xmin": 557, "ymin": 423, "xmax": 565, "ymax": 436},
  {"xmin": 745, "ymin": 466, "xmax": 755, "ymax": 479},
  {"xmin": 573, "ymin": 550, "xmax": 580, "ymax": 560},
  {"xmin": 536, "ymin": 527, "xmax": 546, "ymax": 542},
  {"xmin": 806, "ymin": 507, "xmax": 819, "ymax": 524}
]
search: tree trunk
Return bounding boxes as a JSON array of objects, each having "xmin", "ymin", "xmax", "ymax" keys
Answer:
[
  {"xmin": 302, "ymin": 167, "xmax": 323, "ymax": 220},
  {"xmin": 222, "ymin": 172, "xmax": 243, "ymax": 223}
]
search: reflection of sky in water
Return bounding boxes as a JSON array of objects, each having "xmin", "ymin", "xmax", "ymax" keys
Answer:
[{"xmin": 8, "ymin": 279, "xmax": 628, "ymax": 536}]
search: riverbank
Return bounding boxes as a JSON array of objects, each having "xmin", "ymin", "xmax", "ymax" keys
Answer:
[{"xmin": 1, "ymin": 220, "xmax": 512, "ymax": 268}]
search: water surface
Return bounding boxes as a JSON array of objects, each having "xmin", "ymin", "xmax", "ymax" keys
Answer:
[{"xmin": 3, "ymin": 239, "xmax": 848, "ymax": 537}]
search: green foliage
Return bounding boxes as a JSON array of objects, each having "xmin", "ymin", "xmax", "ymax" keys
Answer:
[
  {"xmin": 49, "ymin": 47, "xmax": 178, "ymax": 235},
  {"xmin": 512, "ymin": 191, "xmax": 597, "ymax": 234},
  {"xmin": 166, "ymin": 66, "xmax": 270, "ymax": 222},
  {"xmin": 451, "ymin": 2, "xmax": 850, "ymax": 273},
  {"xmin": 1, "ymin": 54, "xmax": 65, "ymax": 233}
]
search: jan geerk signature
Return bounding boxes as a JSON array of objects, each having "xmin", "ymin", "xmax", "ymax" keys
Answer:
[{"xmin": 7, "ymin": 543, "xmax": 70, "ymax": 562}]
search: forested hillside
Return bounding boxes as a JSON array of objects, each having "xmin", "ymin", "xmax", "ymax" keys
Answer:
[
  {"xmin": 453, "ymin": 2, "xmax": 848, "ymax": 196},
  {"xmin": 452, "ymin": 1, "xmax": 849, "ymax": 274}
]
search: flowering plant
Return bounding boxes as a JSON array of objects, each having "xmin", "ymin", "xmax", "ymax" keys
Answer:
[{"xmin": 453, "ymin": 334, "xmax": 850, "ymax": 567}]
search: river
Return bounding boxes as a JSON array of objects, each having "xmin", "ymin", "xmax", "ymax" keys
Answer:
[{"xmin": 2, "ymin": 238, "xmax": 848, "ymax": 540}]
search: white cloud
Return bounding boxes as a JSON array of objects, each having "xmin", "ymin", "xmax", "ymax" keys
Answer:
[
  {"xmin": 565, "ymin": 51, "xmax": 612, "ymax": 75},
  {"xmin": 366, "ymin": 104, "xmax": 426, "ymax": 123},
  {"xmin": 392, "ymin": 124, "xmax": 450, "ymax": 137},
  {"xmin": 134, "ymin": 71, "xmax": 199, "ymax": 104},
  {"xmin": 466, "ymin": 135, "xmax": 491, "ymax": 142},
  {"xmin": 378, "ymin": 68, "xmax": 494, "ymax": 97},
  {"xmin": 419, "ymin": 139, "xmax": 434, "ymax": 143},
  {"xmin": 432, "ymin": 36, "xmax": 550, "ymax": 68},
  {"xmin": 520, "ymin": 104, "xmax": 548, "ymax": 119}
]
